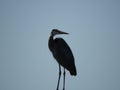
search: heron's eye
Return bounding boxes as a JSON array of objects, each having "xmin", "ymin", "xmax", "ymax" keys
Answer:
[{"xmin": 52, "ymin": 30, "xmax": 58, "ymax": 35}]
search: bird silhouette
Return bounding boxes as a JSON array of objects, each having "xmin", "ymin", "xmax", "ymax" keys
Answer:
[{"xmin": 48, "ymin": 29, "xmax": 77, "ymax": 90}]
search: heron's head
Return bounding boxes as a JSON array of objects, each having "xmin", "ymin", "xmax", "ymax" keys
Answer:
[{"xmin": 51, "ymin": 29, "xmax": 69, "ymax": 36}]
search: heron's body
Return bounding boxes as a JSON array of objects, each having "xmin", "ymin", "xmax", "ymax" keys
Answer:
[
  {"xmin": 48, "ymin": 29, "xmax": 77, "ymax": 90},
  {"xmin": 49, "ymin": 36, "xmax": 77, "ymax": 75}
]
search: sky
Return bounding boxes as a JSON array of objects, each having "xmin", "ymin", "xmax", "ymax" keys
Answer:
[{"xmin": 0, "ymin": 0, "xmax": 120, "ymax": 90}]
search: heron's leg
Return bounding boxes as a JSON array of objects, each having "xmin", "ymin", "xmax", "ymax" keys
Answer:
[
  {"xmin": 63, "ymin": 68, "xmax": 66, "ymax": 90},
  {"xmin": 56, "ymin": 64, "xmax": 61, "ymax": 90}
]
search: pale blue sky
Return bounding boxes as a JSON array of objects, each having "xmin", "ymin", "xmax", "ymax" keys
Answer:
[{"xmin": 0, "ymin": 0, "xmax": 120, "ymax": 90}]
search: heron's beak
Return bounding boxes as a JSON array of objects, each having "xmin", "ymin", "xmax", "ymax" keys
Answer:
[{"xmin": 59, "ymin": 30, "xmax": 69, "ymax": 34}]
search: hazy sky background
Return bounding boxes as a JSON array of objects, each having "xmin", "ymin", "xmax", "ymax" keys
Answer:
[{"xmin": 0, "ymin": 0, "xmax": 120, "ymax": 90}]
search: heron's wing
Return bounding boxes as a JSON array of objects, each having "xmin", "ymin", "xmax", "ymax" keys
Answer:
[{"xmin": 54, "ymin": 38, "xmax": 77, "ymax": 75}]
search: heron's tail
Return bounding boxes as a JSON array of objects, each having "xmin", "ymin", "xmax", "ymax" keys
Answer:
[{"xmin": 70, "ymin": 67, "xmax": 77, "ymax": 76}]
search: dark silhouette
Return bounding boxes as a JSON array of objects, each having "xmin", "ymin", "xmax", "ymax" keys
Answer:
[{"xmin": 48, "ymin": 29, "xmax": 77, "ymax": 90}]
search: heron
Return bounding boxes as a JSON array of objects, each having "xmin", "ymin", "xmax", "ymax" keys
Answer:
[{"xmin": 48, "ymin": 29, "xmax": 77, "ymax": 90}]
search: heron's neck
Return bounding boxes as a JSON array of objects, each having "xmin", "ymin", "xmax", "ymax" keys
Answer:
[
  {"xmin": 49, "ymin": 35, "xmax": 54, "ymax": 41},
  {"xmin": 48, "ymin": 35, "xmax": 55, "ymax": 51}
]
